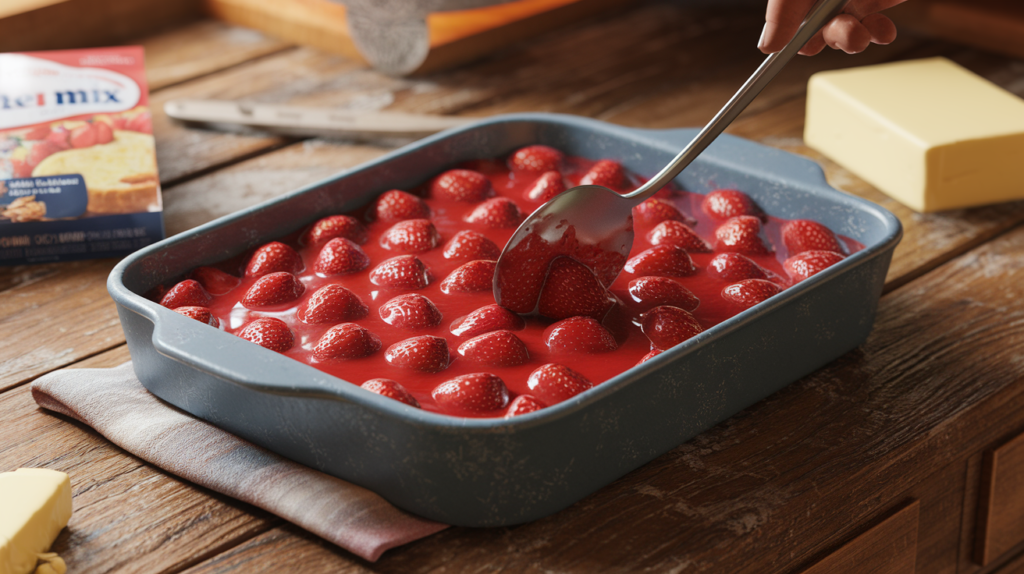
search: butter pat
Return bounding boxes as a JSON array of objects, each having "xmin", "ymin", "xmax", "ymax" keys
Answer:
[
  {"xmin": 0, "ymin": 469, "xmax": 72, "ymax": 574},
  {"xmin": 804, "ymin": 57, "xmax": 1024, "ymax": 212}
]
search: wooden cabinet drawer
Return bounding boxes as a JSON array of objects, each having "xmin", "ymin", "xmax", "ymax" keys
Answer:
[
  {"xmin": 976, "ymin": 431, "xmax": 1024, "ymax": 566},
  {"xmin": 801, "ymin": 501, "xmax": 920, "ymax": 574}
]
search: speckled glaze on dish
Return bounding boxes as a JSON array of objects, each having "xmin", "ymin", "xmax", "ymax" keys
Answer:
[{"xmin": 108, "ymin": 114, "xmax": 902, "ymax": 527}]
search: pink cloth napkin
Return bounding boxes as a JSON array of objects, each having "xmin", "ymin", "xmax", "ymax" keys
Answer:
[{"xmin": 30, "ymin": 362, "xmax": 447, "ymax": 562}]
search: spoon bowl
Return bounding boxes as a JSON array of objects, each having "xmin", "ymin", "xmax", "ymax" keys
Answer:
[
  {"xmin": 494, "ymin": 184, "xmax": 639, "ymax": 313},
  {"xmin": 492, "ymin": 0, "xmax": 850, "ymax": 312}
]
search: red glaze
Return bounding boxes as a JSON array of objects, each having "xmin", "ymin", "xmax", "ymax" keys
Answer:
[{"xmin": 179, "ymin": 145, "xmax": 863, "ymax": 417}]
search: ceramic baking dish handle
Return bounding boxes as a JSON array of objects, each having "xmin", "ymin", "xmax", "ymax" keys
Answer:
[{"xmin": 147, "ymin": 307, "xmax": 353, "ymax": 401}]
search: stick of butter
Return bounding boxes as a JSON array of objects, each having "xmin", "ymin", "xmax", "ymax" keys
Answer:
[
  {"xmin": 804, "ymin": 57, "xmax": 1024, "ymax": 212},
  {"xmin": 0, "ymin": 469, "xmax": 72, "ymax": 574}
]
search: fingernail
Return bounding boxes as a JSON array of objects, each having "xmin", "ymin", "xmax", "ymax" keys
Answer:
[{"xmin": 757, "ymin": 23, "xmax": 768, "ymax": 51}]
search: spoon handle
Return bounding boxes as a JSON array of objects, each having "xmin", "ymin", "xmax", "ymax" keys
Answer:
[{"xmin": 627, "ymin": 0, "xmax": 851, "ymax": 200}]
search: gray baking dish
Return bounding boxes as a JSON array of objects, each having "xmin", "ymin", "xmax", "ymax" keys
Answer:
[{"xmin": 108, "ymin": 113, "xmax": 901, "ymax": 527}]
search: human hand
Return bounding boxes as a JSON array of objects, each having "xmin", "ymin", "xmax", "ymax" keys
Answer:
[{"xmin": 759, "ymin": 0, "xmax": 906, "ymax": 55}]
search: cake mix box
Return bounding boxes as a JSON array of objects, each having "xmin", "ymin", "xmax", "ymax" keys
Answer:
[{"xmin": 0, "ymin": 46, "xmax": 164, "ymax": 265}]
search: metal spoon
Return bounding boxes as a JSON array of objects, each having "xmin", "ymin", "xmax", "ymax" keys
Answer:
[{"xmin": 493, "ymin": 0, "xmax": 850, "ymax": 312}]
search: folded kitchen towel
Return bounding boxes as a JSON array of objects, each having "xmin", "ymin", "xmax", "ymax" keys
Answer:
[{"xmin": 29, "ymin": 362, "xmax": 448, "ymax": 562}]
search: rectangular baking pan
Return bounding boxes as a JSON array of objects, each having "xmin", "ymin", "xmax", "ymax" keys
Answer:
[{"xmin": 108, "ymin": 113, "xmax": 901, "ymax": 527}]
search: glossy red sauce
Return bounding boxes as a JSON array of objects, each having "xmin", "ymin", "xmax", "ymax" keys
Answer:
[{"xmin": 171, "ymin": 150, "xmax": 862, "ymax": 418}]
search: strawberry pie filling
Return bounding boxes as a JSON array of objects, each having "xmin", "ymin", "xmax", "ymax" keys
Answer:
[{"xmin": 156, "ymin": 144, "xmax": 862, "ymax": 418}]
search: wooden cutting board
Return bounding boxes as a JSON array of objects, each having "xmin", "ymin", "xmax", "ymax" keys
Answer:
[{"xmin": 204, "ymin": 0, "xmax": 633, "ymax": 74}]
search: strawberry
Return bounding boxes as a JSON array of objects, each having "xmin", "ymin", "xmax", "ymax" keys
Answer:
[
  {"xmin": 45, "ymin": 128, "xmax": 71, "ymax": 150},
  {"xmin": 450, "ymin": 304, "xmax": 525, "ymax": 338},
  {"xmin": 721, "ymin": 279, "xmax": 781, "ymax": 308},
  {"xmin": 510, "ymin": 145, "xmax": 565, "ymax": 172},
  {"xmin": 312, "ymin": 323, "xmax": 381, "ymax": 360},
  {"xmin": 495, "ymin": 229, "xmax": 578, "ymax": 314},
  {"xmin": 714, "ymin": 216, "xmax": 772, "ymax": 256},
  {"xmin": 361, "ymin": 379, "xmax": 420, "ymax": 408},
  {"xmin": 27, "ymin": 141, "xmax": 62, "ymax": 167},
  {"xmin": 24, "ymin": 125, "xmax": 51, "ymax": 140},
  {"xmin": 505, "ymin": 395, "xmax": 546, "ymax": 418},
  {"xmin": 379, "ymin": 293, "xmax": 442, "ymax": 329},
  {"xmin": 237, "ymin": 317, "xmax": 293, "ymax": 352},
  {"xmin": 241, "ymin": 272, "xmax": 305, "ymax": 308},
  {"xmin": 372, "ymin": 190, "xmax": 430, "ymax": 222},
  {"xmin": 781, "ymin": 220, "xmax": 844, "ymax": 255},
  {"xmin": 370, "ymin": 255, "xmax": 431, "ymax": 290},
  {"xmin": 298, "ymin": 284, "xmax": 368, "ymax": 324},
  {"xmin": 524, "ymin": 171, "xmax": 566, "ymax": 202},
  {"xmin": 640, "ymin": 306, "xmax": 703, "ymax": 350},
  {"xmin": 538, "ymin": 256, "xmax": 612, "ymax": 320},
  {"xmin": 443, "ymin": 230, "xmax": 500, "ymax": 261},
  {"xmin": 526, "ymin": 363, "xmax": 592, "ymax": 405},
  {"xmin": 432, "ymin": 373, "xmax": 509, "ymax": 414},
  {"xmin": 189, "ymin": 266, "xmax": 240, "ymax": 295},
  {"xmin": 702, "ymin": 189, "xmax": 763, "ymax": 220},
  {"xmin": 173, "ymin": 306, "xmax": 219, "ymax": 328},
  {"xmin": 544, "ymin": 316, "xmax": 618, "ymax": 354},
  {"xmin": 69, "ymin": 124, "xmax": 97, "ymax": 148},
  {"xmin": 636, "ymin": 349, "xmax": 663, "ymax": 365},
  {"xmin": 440, "ymin": 260, "xmax": 495, "ymax": 294},
  {"xmin": 646, "ymin": 220, "xmax": 711, "ymax": 253},
  {"xmin": 580, "ymin": 159, "xmax": 625, "ymax": 190},
  {"xmin": 431, "ymin": 169, "xmax": 494, "ymax": 202},
  {"xmin": 303, "ymin": 215, "xmax": 368, "ymax": 246},
  {"xmin": 707, "ymin": 252, "xmax": 769, "ymax": 282},
  {"xmin": 783, "ymin": 250, "xmax": 845, "ymax": 282},
  {"xmin": 624, "ymin": 245, "xmax": 698, "ymax": 277},
  {"xmin": 633, "ymin": 198, "xmax": 694, "ymax": 228},
  {"xmin": 380, "ymin": 219, "xmax": 441, "ymax": 253},
  {"xmin": 313, "ymin": 237, "xmax": 370, "ymax": 276},
  {"xmin": 160, "ymin": 279, "xmax": 211, "ymax": 309},
  {"xmin": 627, "ymin": 276, "xmax": 699, "ymax": 312},
  {"xmin": 126, "ymin": 112, "xmax": 152, "ymax": 134},
  {"xmin": 93, "ymin": 121, "xmax": 113, "ymax": 145},
  {"xmin": 573, "ymin": 243, "xmax": 628, "ymax": 287},
  {"xmin": 385, "ymin": 335, "xmax": 451, "ymax": 373},
  {"xmin": 457, "ymin": 330, "xmax": 530, "ymax": 367},
  {"xmin": 246, "ymin": 241, "xmax": 303, "ymax": 277},
  {"xmin": 11, "ymin": 158, "xmax": 33, "ymax": 178},
  {"xmin": 465, "ymin": 197, "xmax": 523, "ymax": 229}
]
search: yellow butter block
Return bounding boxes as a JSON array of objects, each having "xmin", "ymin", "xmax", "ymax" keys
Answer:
[
  {"xmin": 804, "ymin": 57, "xmax": 1024, "ymax": 212},
  {"xmin": 0, "ymin": 469, "xmax": 72, "ymax": 574}
]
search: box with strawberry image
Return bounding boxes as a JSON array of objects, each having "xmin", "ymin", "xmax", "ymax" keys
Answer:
[{"xmin": 0, "ymin": 47, "xmax": 164, "ymax": 265}]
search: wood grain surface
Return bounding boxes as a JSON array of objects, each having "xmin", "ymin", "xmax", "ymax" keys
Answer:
[
  {"xmin": 976, "ymin": 430, "xmax": 1024, "ymax": 566},
  {"xmin": 799, "ymin": 501, "xmax": 919, "ymax": 574},
  {"xmin": 3, "ymin": 2, "xmax": 1024, "ymax": 572}
]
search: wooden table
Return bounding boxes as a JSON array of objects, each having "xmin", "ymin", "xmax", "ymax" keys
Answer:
[{"xmin": 4, "ymin": 3, "xmax": 1024, "ymax": 572}]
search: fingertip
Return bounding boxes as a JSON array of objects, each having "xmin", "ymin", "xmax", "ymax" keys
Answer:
[
  {"xmin": 862, "ymin": 13, "xmax": 898, "ymax": 45},
  {"xmin": 823, "ymin": 15, "xmax": 872, "ymax": 53}
]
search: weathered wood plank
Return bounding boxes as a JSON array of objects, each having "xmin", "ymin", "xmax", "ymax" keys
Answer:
[
  {"xmin": 162, "ymin": 140, "xmax": 389, "ymax": 236},
  {"xmin": 142, "ymin": 20, "xmax": 293, "ymax": 91},
  {"xmin": 180, "ymin": 221, "xmax": 1024, "ymax": 573},
  {"xmin": 0, "ymin": 0, "xmax": 204, "ymax": 53},
  {"xmin": 0, "ymin": 259, "xmax": 122, "ymax": 393},
  {"xmin": 0, "ymin": 346, "xmax": 276, "ymax": 574},
  {"xmin": 181, "ymin": 525, "xmax": 374, "ymax": 574}
]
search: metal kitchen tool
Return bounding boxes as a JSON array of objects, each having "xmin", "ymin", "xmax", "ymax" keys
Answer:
[
  {"xmin": 494, "ymin": 0, "xmax": 850, "ymax": 308},
  {"xmin": 108, "ymin": 113, "xmax": 901, "ymax": 527},
  {"xmin": 332, "ymin": 0, "xmax": 516, "ymax": 74},
  {"xmin": 164, "ymin": 99, "xmax": 471, "ymax": 140}
]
